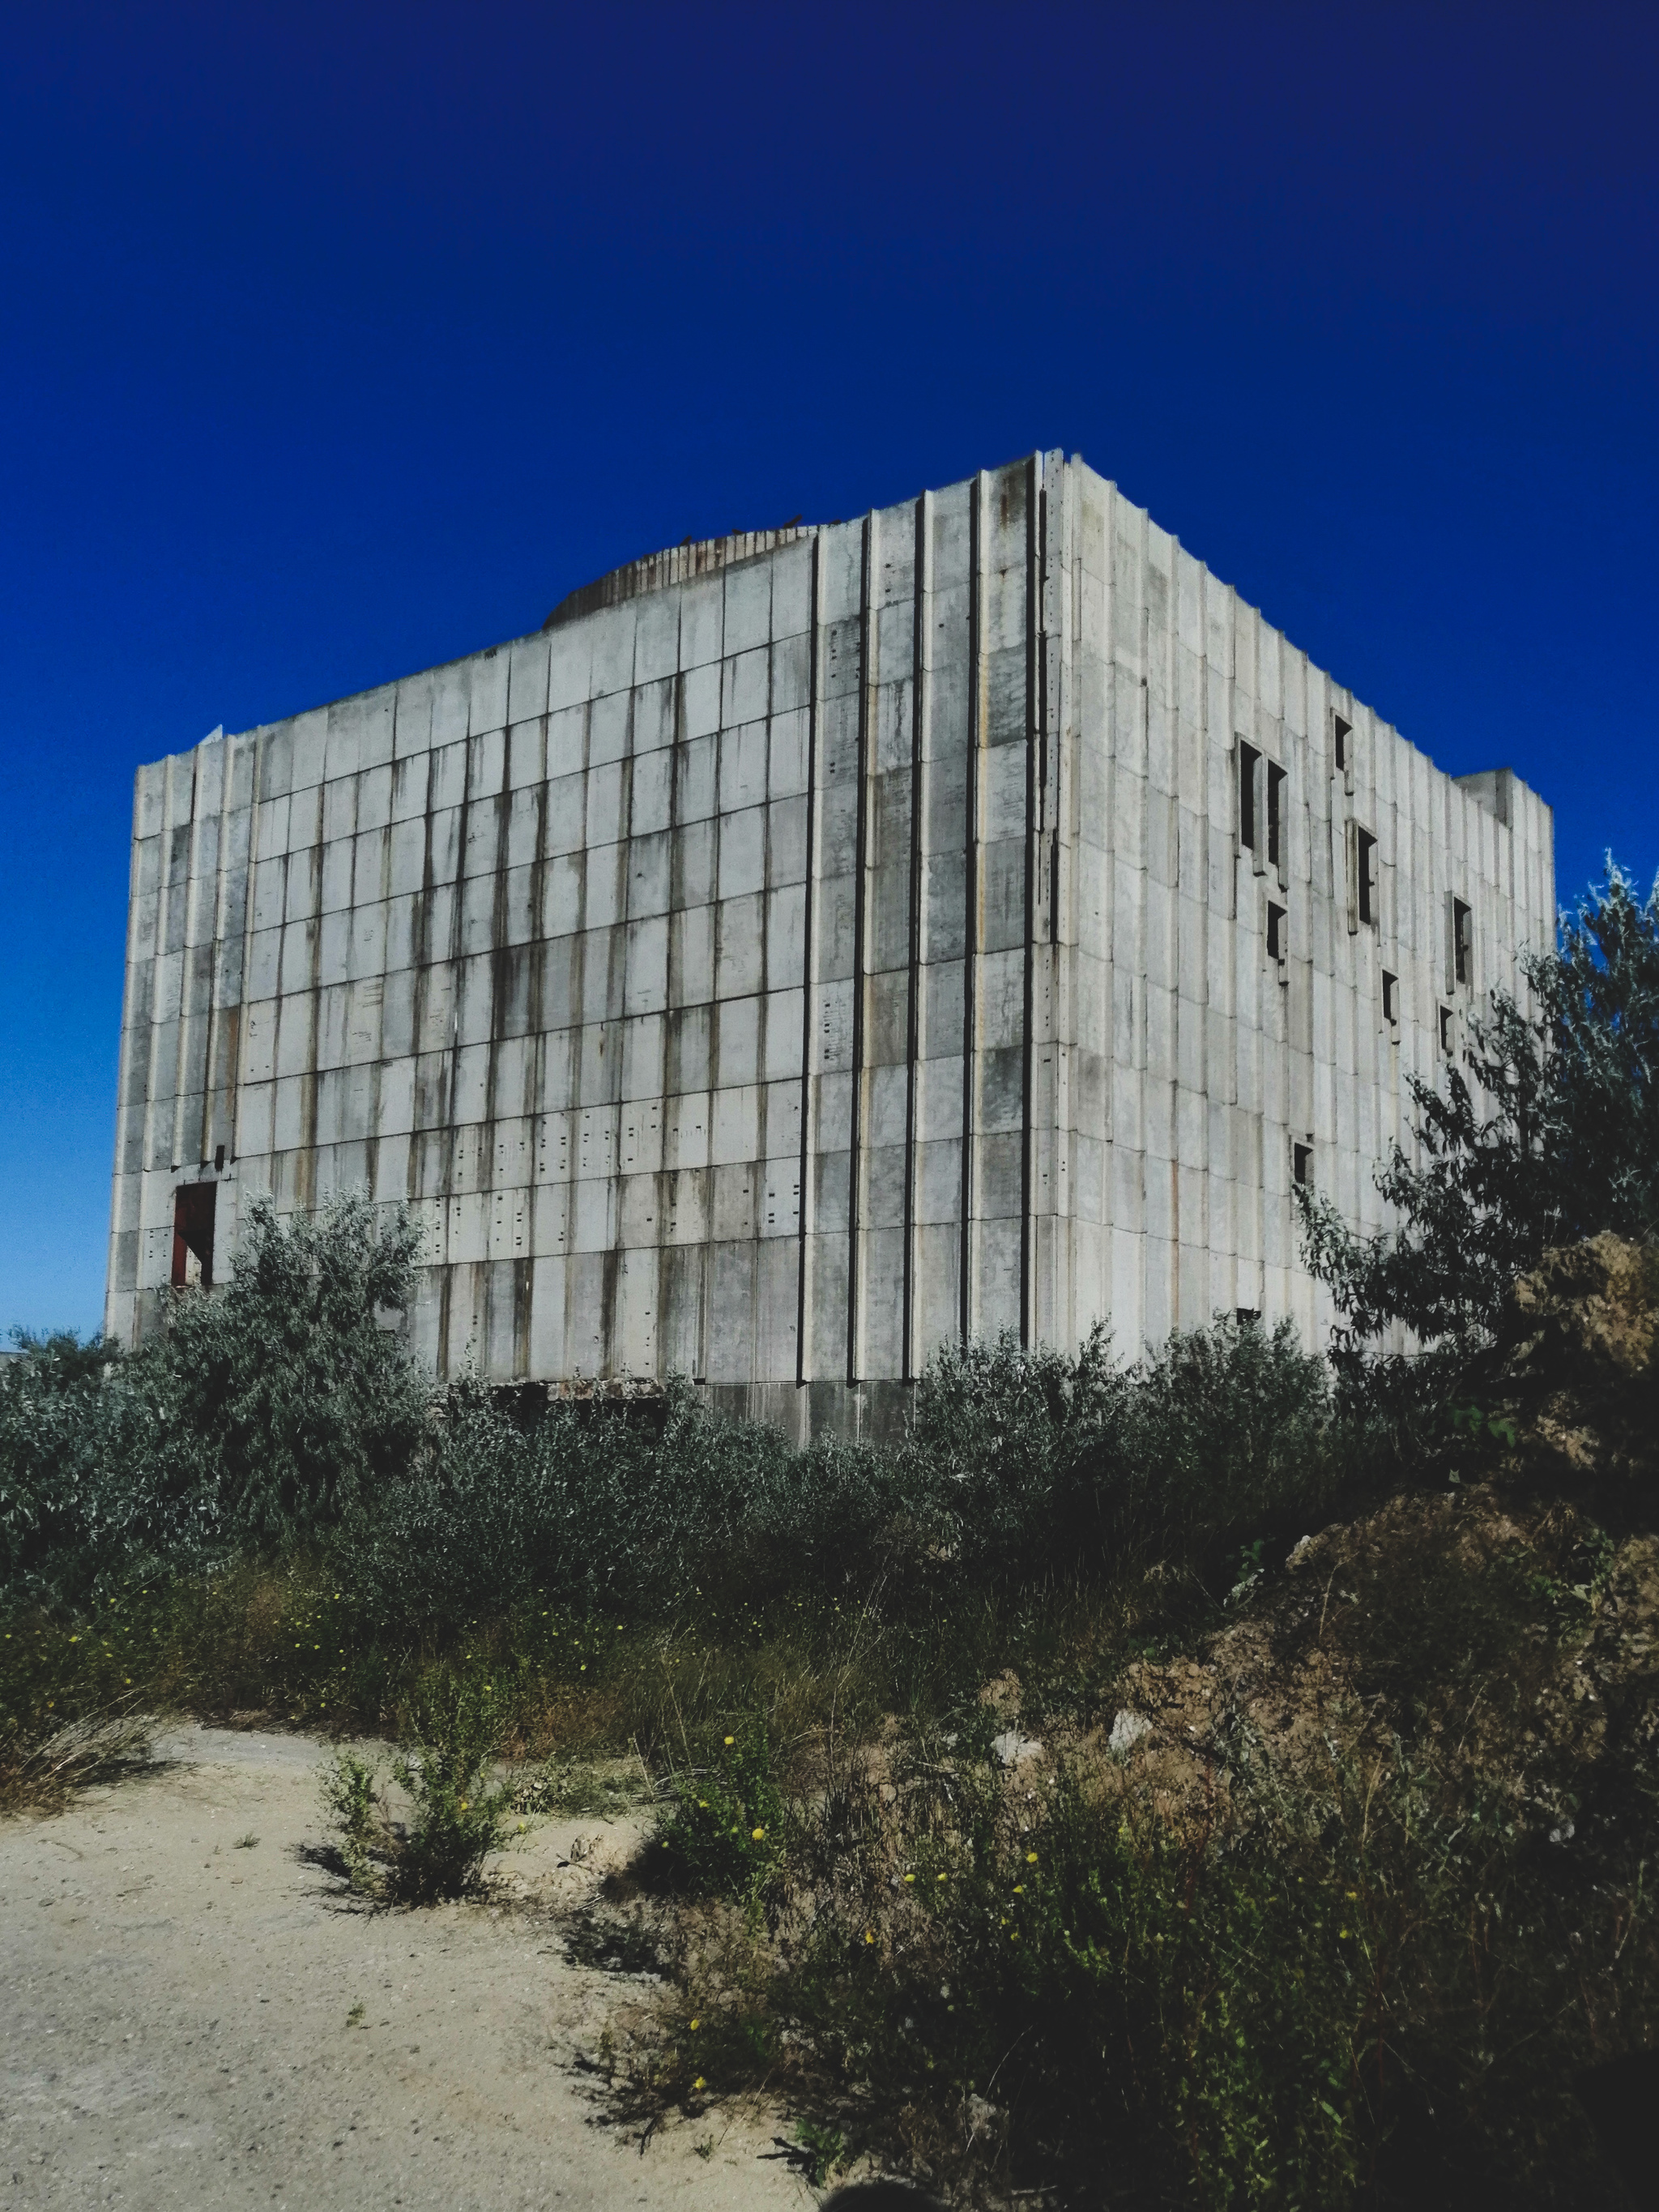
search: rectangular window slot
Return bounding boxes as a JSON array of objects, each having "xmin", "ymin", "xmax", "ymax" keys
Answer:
[
  {"xmin": 1234, "ymin": 1307, "xmax": 1260, "ymax": 1326},
  {"xmin": 1382, "ymin": 969, "xmax": 1398, "ymax": 1025},
  {"xmin": 1356, "ymin": 828, "xmax": 1377, "ymax": 925},
  {"xmin": 1439, "ymin": 1005, "xmax": 1454, "ymax": 1056},
  {"xmin": 1293, "ymin": 1142, "xmax": 1313, "ymax": 1188},
  {"xmin": 1266, "ymin": 900, "xmax": 1287, "ymax": 966},
  {"xmin": 1266, "ymin": 763, "xmax": 1287, "ymax": 876},
  {"xmin": 1333, "ymin": 713, "xmax": 1350, "ymax": 771},
  {"xmin": 171, "ymin": 1181, "xmax": 216, "ymax": 1290},
  {"xmin": 1238, "ymin": 740, "xmax": 1261, "ymax": 856},
  {"xmin": 1453, "ymin": 897, "xmax": 1473, "ymax": 986}
]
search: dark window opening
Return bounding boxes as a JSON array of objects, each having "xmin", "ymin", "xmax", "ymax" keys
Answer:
[
  {"xmin": 1238, "ymin": 741, "xmax": 1260, "ymax": 851},
  {"xmin": 1355, "ymin": 828, "xmax": 1377, "ymax": 924},
  {"xmin": 1266, "ymin": 763, "xmax": 1287, "ymax": 873},
  {"xmin": 1382, "ymin": 969, "xmax": 1398, "ymax": 1024},
  {"xmin": 1267, "ymin": 901, "xmax": 1287, "ymax": 963},
  {"xmin": 1439, "ymin": 1005, "xmax": 1454, "ymax": 1056},
  {"xmin": 1333, "ymin": 713, "xmax": 1350, "ymax": 771},
  {"xmin": 214, "ymin": 1143, "xmax": 226, "ymax": 1173},
  {"xmin": 1453, "ymin": 898, "xmax": 1473, "ymax": 986},
  {"xmin": 171, "ymin": 1182, "xmax": 216, "ymax": 1290},
  {"xmin": 1293, "ymin": 1142, "xmax": 1313, "ymax": 1188},
  {"xmin": 1235, "ymin": 1306, "xmax": 1261, "ymax": 1327}
]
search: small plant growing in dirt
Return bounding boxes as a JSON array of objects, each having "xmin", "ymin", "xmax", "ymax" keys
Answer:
[
  {"xmin": 650, "ymin": 1714, "xmax": 784, "ymax": 1900},
  {"xmin": 320, "ymin": 1749, "xmax": 386, "ymax": 1895},
  {"xmin": 386, "ymin": 1736, "xmax": 510, "ymax": 1903},
  {"xmin": 794, "ymin": 2119, "xmax": 850, "ymax": 2189},
  {"xmin": 320, "ymin": 1685, "xmax": 510, "ymax": 1903}
]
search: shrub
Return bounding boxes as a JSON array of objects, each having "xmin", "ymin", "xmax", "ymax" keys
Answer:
[
  {"xmin": 896, "ymin": 1312, "xmax": 1341, "ymax": 1592},
  {"xmin": 320, "ymin": 1680, "xmax": 511, "ymax": 1904},
  {"xmin": 150, "ymin": 1191, "xmax": 428, "ymax": 1551},
  {"xmin": 1109, "ymin": 1309, "xmax": 1340, "ymax": 1561},
  {"xmin": 898, "ymin": 1326, "xmax": 1125, "ymax": 1578},
  {"xmin": 650, "ymin": 1714, "xmax": 785, "ymax": 1901},
  {"xmin": 0, "ymin": 1194, "xmax": 427, "ymax": 1608},
  {"xmin": 335, "ymin": 1373, "xmax": 908, "ymax": 1629}
]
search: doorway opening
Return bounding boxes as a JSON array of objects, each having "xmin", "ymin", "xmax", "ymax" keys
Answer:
[{"xmin": 171, "ymin": 1183, "xmax": 216, "ymax": 1290}]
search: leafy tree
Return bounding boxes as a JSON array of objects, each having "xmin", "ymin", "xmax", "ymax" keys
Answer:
[
  {"xmin": 1299, "ymin": 863, "xmax": 1659, "ymax": 1356},
  {"xmin": 1, "ymin": 1194, "xmax": 430, "ymax": 1601},
  {"xmin": 152, "ymin": 1192, "xmax": 429, "ymax": 1548}
]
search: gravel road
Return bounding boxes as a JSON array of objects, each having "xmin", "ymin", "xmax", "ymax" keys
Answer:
[{"xmin": 1, "ymin": 1727, "xmax": 801, "ymax": 2212}]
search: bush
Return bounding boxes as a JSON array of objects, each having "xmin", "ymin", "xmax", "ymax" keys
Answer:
[
  {"xmin": 1110, "ymin": 1309, "xmax": 1341, "ymax": 1561},
  {"xmin": 321, "ymin": 1678, "xmax": 511, "ymax": 1904},
  {"xmin": 150, "ymin": 1191, "xmax": 428, "ymax": 1551},
  {"xmin": 1300, "ymin": 861, "xmax": 1659, "ymax": 1360},
  {"xmin": 897, "ymin": 1313, "xmax": 1342, "ymax": 1591},
  {"xmin": 650, "ymin": 1714, "xmax": 785, "ymax": 1900},
  {"xmin": 0, "ymin": 1194, "xmax": 427, "ymax": 1608},
  {"xmin": 334, "ymin": 1374, "xmax": 910, "ymax": 1629}
]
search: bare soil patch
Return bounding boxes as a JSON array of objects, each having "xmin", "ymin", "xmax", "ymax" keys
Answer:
[{"xmin": 0, "ymin": 1727, "xmax": 800, "ymax": 2212}]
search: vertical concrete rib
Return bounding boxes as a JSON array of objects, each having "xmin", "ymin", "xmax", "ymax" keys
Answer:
[
  {"xmin": 958, "ymin": 472, "xmax": 985, "ymax": 1343},
  {"xmin": 795, "ymin": 532, "xmax": 823, "ymax": 1386},
  {"xmin": 902, "ymin": 490, "xmax": 929, "ymax": 1379},
  {"xmin": 227, "ymin": 732, "xmax": 265, "ymax": 1167},
  {"xmin": 846, "ymin": 511, "xmax": 876, "ymax": 1384},
  {"xmin": 1020, "ymin": 452, "xmax": 1041, "ymax": 1346}
]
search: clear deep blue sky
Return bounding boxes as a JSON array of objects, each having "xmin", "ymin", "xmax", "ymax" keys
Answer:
[{"xmin": 2, "ymin": 2, "xmax": 1655, "ymax": 1339}]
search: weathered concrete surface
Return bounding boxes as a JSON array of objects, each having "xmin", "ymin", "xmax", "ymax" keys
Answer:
[
  {"xmin": 106, "ymin": 454, "xmax": 1555, "ymax": 1430},
  {"xmin": 0, "ymin": 1730, "xmax": 796, "ymax": 2211}
]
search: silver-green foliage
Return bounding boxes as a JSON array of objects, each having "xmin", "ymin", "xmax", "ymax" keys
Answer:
[{"xmin": 0, "ymin": 1194, "xmax": 427, "ymax": 1604}]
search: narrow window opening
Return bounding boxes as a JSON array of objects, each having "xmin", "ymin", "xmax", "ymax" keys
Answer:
[
  {"xmin": 1439, "ymin": 1005, "xmax": 1454, "ymax": 1057},
  {"xmin": 1382, "ymin": 970, "xmax": 1398, "ymax": 1025},
  {"xmin": 1266, "ymin": 900, "xmax": 1287, "ymax": 965},
  {"xmin": 1355, "ymin": 828, "xmax": 1377, "ymax": 925},
  {"xmin": 213, "ymin": 1143, "xmax": 226, "ymax": 1173},
  {"xmin": 1266, "ymin": 763, "xmax": 1287, "ymax": 873},
  {"xmin": 1238, "ymin": 741, "xmax": 1260, "ymax": 852},
  {"xmin": 171, "ymin": 1182, "xmax": 216, "ymax": 1291},
  {"xmin": 1452, "ymin": 898, "xmax": 1473, "ymax": 986},
  {"xmin": 1333, "ymin": 713, "xmax": 1350, "ymax": 771},
  {"xmin": 1293, "ymin": 1142, "xmax": 1313, "ymax": 1189}
]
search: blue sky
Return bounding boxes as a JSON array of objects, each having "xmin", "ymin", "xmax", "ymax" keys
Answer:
[{"xmin": 2, "ymin": 1, "xmax": 1654, "ymax": 1338}]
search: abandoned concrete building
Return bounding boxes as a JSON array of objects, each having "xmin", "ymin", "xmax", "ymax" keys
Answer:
[{"xmin": 105, "ymin": 451, "xmax": 1555, "ymax": 1433}]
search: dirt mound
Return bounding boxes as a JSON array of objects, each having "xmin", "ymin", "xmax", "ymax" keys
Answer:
[
  {"xmin": 1092, "ymin": 1228, "xmax": 1659, "ymax": 1843},
  {"xmin": 1483, "ymin": 1232, "xmax": 1659, "ymax": 1494}
]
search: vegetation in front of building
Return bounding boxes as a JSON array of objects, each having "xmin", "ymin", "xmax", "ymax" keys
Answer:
[{"xmin": 1, "ymin": 864, "xmax": 1655, "ymax": 2207}]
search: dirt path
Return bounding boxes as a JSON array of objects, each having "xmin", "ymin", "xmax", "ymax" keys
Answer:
[{"xmin": 0, "ymin": 1727, "xmax": 803, "ymax": 2211}]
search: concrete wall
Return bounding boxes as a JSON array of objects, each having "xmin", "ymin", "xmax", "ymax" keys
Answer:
[{"xmin": 105, "ymin": 454, "xmax": 1555, "ymax": 1433}]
